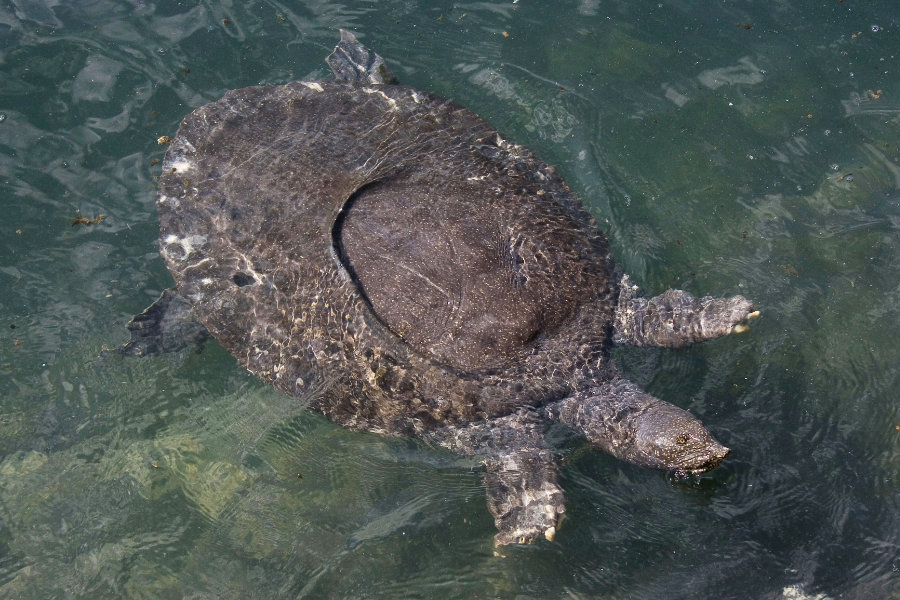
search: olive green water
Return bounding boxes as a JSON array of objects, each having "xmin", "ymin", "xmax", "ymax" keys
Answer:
[{"xmin": 1, "ymin": 1, "xmax": 898, "ymax": 598}]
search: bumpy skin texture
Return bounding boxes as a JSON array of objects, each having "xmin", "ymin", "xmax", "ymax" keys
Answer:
[
  {"xmin": 152, "ymin": 31, "xmax": 755, "ymax": 545},
  {"xmin": 613, "ymin": 274, "xmax": 755, "ymax": 348},
  {"xmin": 429, "ymin": 409, "xmax": 564, "ymax": 545},
  {"xmin": 543, "ymin": 377, "xmax": 730, "ymax": 472}
]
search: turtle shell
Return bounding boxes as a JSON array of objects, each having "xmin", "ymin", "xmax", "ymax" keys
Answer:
[{"xmin": 157, "ymin": 81, "xmax": 616, "ymax": 434}]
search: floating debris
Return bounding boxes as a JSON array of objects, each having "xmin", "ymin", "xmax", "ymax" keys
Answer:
[{"xmin": 71, "ymin": 214, "xmax": 106, "ymax": 227}]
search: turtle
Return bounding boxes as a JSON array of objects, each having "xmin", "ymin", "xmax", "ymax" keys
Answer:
[{"xmin": 125, "ymin": 30, "xmax": 758, "ymax": 545}]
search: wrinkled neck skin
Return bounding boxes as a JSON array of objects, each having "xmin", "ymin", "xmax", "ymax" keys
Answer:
[{"xmin": 544, "ymin": 377, "xmax": 730, "ymax": 474}]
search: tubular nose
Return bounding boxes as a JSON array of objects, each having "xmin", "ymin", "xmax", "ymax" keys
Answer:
[{"xmin": 708, "ymin": 443, "xmax": 731, "ymax": 468}]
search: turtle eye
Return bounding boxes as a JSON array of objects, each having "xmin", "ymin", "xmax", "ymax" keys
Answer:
[{"xmin": 676, "ymin": 433, "xmax": 689, "ymax": 446}]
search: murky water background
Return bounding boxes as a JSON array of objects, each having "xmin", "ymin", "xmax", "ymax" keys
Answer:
[{"xmin": 1, "ymin": 1, "xmax": 898, "ymax": 598}]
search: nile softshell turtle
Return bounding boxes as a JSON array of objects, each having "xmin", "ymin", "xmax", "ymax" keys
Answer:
[{"xmin": 124, "ymin": 30, "xmax": 758, "ymax": 545}]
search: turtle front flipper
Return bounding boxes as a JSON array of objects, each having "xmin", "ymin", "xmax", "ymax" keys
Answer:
[
  {"xmin": 484, "ymin": 449, "xmax": 563, "ymax": 547},
  {"xmin": 613, "ymin": 273, "xmax": 758, "ymax": 348},
  {"xmin": 544, "ymin": 375, "xmax": 730, "ymax": 474},
  {"xmin": 426, "ymin": 409, "xmax": 564, "ymax": 546}
]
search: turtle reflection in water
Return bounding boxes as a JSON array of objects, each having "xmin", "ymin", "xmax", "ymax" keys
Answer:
[{"xmin": 125, "ymin": 31, "xmax": 758, "ymax": 545}]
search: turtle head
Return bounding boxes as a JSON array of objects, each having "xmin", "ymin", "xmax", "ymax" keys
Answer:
[
  {"xmin": 632, "ymin": 402, "xmax": 730, "ymax": 474},
  {"xmin": 544, "ymin": 383, "xmax": 730, "ymax": 475}
]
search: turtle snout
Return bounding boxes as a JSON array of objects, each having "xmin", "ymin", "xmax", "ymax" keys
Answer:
[{"xmin": 697, "ymin": 441, "xmax": 730, "ymax": 472}]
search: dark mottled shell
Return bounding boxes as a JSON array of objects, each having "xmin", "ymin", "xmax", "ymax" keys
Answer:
[{"xmin": 157, "ymin": 81, "xmax": 616, "ymax": 435}]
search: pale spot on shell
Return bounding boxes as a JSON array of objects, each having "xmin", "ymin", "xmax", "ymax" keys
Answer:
[
  {"xmin": 361, "ymin": 87, "xmax": 398, "ymax": 109},
  {"xmin": 163, "ymin": 234, "xmax": 207, "ymax": 260},
  {"xmin": 168, "ymin": 158, "xmax": 194, "ymax": 173}
]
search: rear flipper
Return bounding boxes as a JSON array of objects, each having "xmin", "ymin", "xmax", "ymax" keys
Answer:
[
  {"xmin": 118, "ymin": 288, "xmax": 208, "ymax": 356},
  {"xmin": 543, "ymin": 376, "xmax": 730, "ymax": 474},
  {"xmin": 326, "ymin": 29, "xmax": 397, "ymax": 85},
  {"xmin": 426, "ymin": 409, "xmax": 564, "ymax": 546},
  {"xmin": 613, "ymin": 273, "xmax": 758, "ymax": 348}
]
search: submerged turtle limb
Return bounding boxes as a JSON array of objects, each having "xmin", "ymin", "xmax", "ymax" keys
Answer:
[
  {"xmin": 613, "ymin": 273, "xmax": 758, "ymax": 348},
  {"xmin": 426, "ymin": 409, "xmax": 564, "ymax": 546},
  {"xmin": 119, "ymin": 288, "xmax": 208, "ymax": 356},
  {"xmin": 543, "ymin": 376, "xmax": 730, "ymax": 474},
  {"xmin": 326, "ymin": 29, "xmax": 397, "ymax": 85}
]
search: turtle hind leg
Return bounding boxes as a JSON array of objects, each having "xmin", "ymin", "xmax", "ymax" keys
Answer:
[
  {"xmin": 613, "ymin": 273, "xmax": 758, "ymax": 348},
  {"xmin": 426, "ymin": 409, "xmax": 564, "ymax": 546},
  {"xmin": 118, "ymin": 288, "xmax": 208, "ymax": 356},
  {"xmin": 326, "ymin": 30, "xmax": 397, "ymax": 85}
]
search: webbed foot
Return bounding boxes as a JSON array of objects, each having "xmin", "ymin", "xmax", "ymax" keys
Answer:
[
  {"xmin": 326, "ymin": 29, "xmax": 397, "ymax": 85},
  {"xmin": 426, "ymin": 409, "xmax": 564, "ymax": 546},
  {"xmin": 613, "ymin": 274, "xmax": 757, "ymax": 348},
  {"xmin": 485, "ymin": 450, "xmax": 563, "ymax": 546},
  {"xmin": 118, "ymin": 288, "xmax": 208, "ymax": 356},
  {"xmin": 731, "ymin": 310, "xmax": 760, "ymax": 334}
]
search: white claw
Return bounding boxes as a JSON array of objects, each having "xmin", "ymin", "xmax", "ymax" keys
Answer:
[
  {"xmin": 544, "ymin": 526, "xmax": 556, "ymax": 541},
  {"xmin": 732, "ymin": 310, "xmax": 759, "ymax": 334}
]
